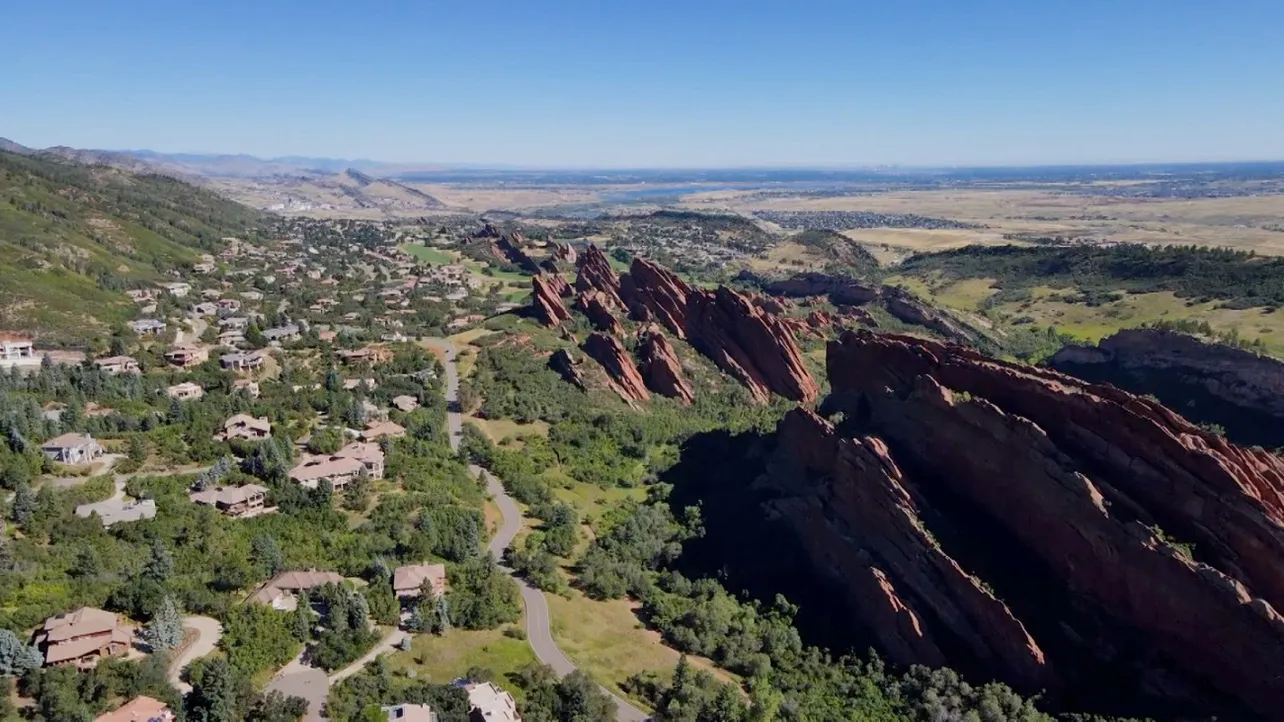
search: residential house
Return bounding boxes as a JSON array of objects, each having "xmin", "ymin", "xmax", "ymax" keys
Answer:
[
  {"xmin": 128, "ymin": 318, "xmax": 168, "ymax": 336},
  {"xmin": 34, "ymin": 607, "xmax": 134, "ymax": 668},
  {"xmin": 288, "ymin": 442, "xmax": 384, "ymax": 490},
  {"xmin": 0, "ymin": 334, "xmax": 35, "ymax": 362},
  {"xmin": 263, "ymin": 324, "xmax": 301, "ymax": 344},
  {"xmin": 75, "ymin": 498, "xmax": 157, "ymax": 527},
  {"xmin": 231, "ymin": 379, "xmax": 261, "ymax": 397},
  {"xmin": 95, "ymin": 356, "xmax": 141, "ymax": 375},
  {"xmin": 219, "ymin": 316, "xmax": 249, "ymax": 331},
  {"xmin": 163, "ymin": 282, "xmax": 191, "ymax": 298},
  {"xmin": 190, "ymin": 302, "xmax": 219, "ymax": 317},
  {"xmin": 220, "ymin": 350, "xmax": 266, "ymax": 371},
  {"xmin": 381, "ymin": 332, "xmax": 410, "ymax": 343},
  {"xmin": 222, "ymin": 414, "xmax": 271, "ymax": 441},
  {"xmin": 382, "ymin": 704, "xmax": 438, "ymax": 722},
  {"xmin": 249, "ymin": 570, "xmax": 344, "ymax": 611},
  {"xmin": 392, "ymin": 395, "xmax": 420, "ymax": 413},
  {"xmin": 164, "ymin": 345, "xmax": 208, "ymax": 369},
  {"xmin": 337, "ymin": 346, "xmax": 391, "ymax": 365},
  {"xmin": 192, "ymin": 262, "xmax": 216, "ymax": 275},
  {"xmin": 94, "ymin": 695, "xmax": 177, "ymax": 722},
  {"xmin": 40, "ymin": 433, "xmax": 104, "ymax": 465},
  {"xmin": 124, "ymin": 289, "xmax": 157, "ymax": 304},
  {"xmin": 189, "ymin": 484, "xmax": 272, "ymax": 518},
  {"xmin": 166, "ymin": 382, "xmax": 204, "ymax": 400},
  {"xmin": 217, "ymin": 330, "xmax": 246, "ymax": 347},
  {"xmin": 464, "ymin": 682, "xmax": 521, "ymax": 722},
  {"xmin": 343, "ymin": 378, "xmax": 376, "ymax": 391},
  {"xmin": 360, "ymin": 420, "xmax": 406, "ymax": 442},
  {"xmin": 241, "ymin": 290, "xmax": 264, "ymax": 301},
  {"xmin": 393, "ymin": 563, "xmax": 446, "ymax": 600},
  {"xmin": 216, "ymin": 298, "xmax": 242, "ymax": 313}
]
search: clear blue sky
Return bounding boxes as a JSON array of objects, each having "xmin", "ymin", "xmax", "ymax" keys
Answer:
[{"xmin": 3, "ymin": 0, "xmax": 1282, "ymax": 167}]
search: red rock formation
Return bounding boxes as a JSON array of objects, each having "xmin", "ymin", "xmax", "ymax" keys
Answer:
[
  {"xmin": 575, "ymin": 291, "xmax": 623, "ymax": 336},
  {"xmin": 819, "ymin": 330, "xmax": 1284, "ymax": 718},
  {"xmin": 548, "ymin": 348, "xmax": 585, "ymax": 390},
  {"xmin": 530, "ymin": 273, "xmax": 571, "ymax": 327},
  {"xmin": 766, "ymin": 272, "xmax": 881, "ymax": 305},
  {"xmin": 581, "ymin": 332, "xmax": 649, "ymax": 403},
  {"xmin": 494, "ymin": 233, "xmax": 541, "ymax": 274},
  {"xmin": 551, "ymin": 242, "xmax": 578, "ymax": 265},
  {"xmin": 638, "ymin": 329, "xmax": 695, "ymax": 404},
  {"xmin": 686, "ymin": 287, "xmax": 819, "ymax": 403},
  {"xmin": 620, "ymin": 258, "xmax": 693, "ymax": 338},
  {"xmin": 771, "ymin": 409, "xmax": 1051, "ymax": 689},
  {"xmin": 574, "ymin": 244, "xmax": 625, "ymax": 308}
]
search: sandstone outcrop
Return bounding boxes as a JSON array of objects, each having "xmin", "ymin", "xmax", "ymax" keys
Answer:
[
  {"xmin": 1050, "ymin": 328, "xmax": 1284, "ymax": 448},
  {"xmin": 575, "ymin": 291, "xmax": 623, "ymax": 336},
  {"xmin": 638, "ymin": 329, "xmax": 695, "ymax": 404},
  {"xmin": 548, "ymin": 348, "xmax": 585, "ymax": 390},
  {"xmin": 530, "ymin": 273, "xmax": 571, "ymax": 327},
  {"xmin": 550, "ymin": 242, "xmax": 578, "ymax": 265},
  {"xmin": 494, "ymin": 232, "xmax": 541, "ymax": 274},
  {"xmin": 620, "ymin": 258, "xmax": 692, "ymax": 338},
  {"xmin": 574, "ymin": 244, "xmax": 625, "ymax": 308},
  {"xmin": 766, "ymin": 272, "xmax": 880, "ymax": 305},
  {"xmin": 581, "ymin": 332, "xmax": 649, "ymax": 403},
  {"xmin": 686, "ymin": 286, "xmax": 819, "ymax": 403},
  {"xmin": 806, "ymin": 330, "xmax": 1284, "ymax": 718}
]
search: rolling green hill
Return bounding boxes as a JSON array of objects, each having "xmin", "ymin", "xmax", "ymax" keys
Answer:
[{"xmin": 0, "ymin": 150, "xmax": 267, "ymax": 343}]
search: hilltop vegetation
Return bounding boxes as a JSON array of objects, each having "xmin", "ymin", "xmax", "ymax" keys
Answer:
[{"xmin": 0, "ymin": 150, "xmax": 265, "ymax": 341}]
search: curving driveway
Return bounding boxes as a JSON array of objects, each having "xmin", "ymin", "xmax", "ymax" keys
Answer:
[
  {"xmin": 170, "ymin": 616, "xmax": 223, "ymax": 694},
  {"xmin": 424, "ymin": 337, "xmax": 649, "ymax": 722}
]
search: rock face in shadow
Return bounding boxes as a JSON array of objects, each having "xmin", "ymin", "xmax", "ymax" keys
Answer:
[
  {"xmin": 766, "ymin": 272, "xmax": 881, "ymax": 305},
  {"xmin": 575, "ymin": 291, "xmax": 624, "ymax": 336},
  {"xmin": 548, "ymin": 348, "xmax": 585, "ymax": 390},
  {"xmin": 493, "ymin": 232, "xmax": 541, "ymax": 274},
  {"xmin": 581, "ymin": 332, "xmax": 649, "ymax": 403},
  {"xmin": 686, "ymin": 286, "xmax": 819, "ymax": 403},
  {"xmin": 1049, "ymin": 328, "xmax": 1284, "ymax": 448},
  {"xmin": 638, "ymin": 328, "xmax": 695, "ymax": 404},
  {"xmin": 574, "ymin": 244, "xmax": 625, "ymax": 308},
  {"xmin": 783, "ymin": 330, "xmax": 1284, "ymax": 719},
  {"xmin": 530, "ymin": 273, "xmax": 571, "ymax": 327}
]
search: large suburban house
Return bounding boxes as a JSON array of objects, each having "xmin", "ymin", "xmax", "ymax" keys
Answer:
[
  {"xmin": 75, "ymin": 498, "xmax": 157, "ymax": 528},
  {"xmin": 249, "ymin": 570, "xmax": 345, "ymax": 611},
  {"xmin": 164, "ymin": 345, "xmax": 209, "ymax": 369},
  {"xmin": 95, "ymin": 356, "xmax": 141, "ymax": 375},
  {"xmin": 392, "ymin": 395, "xmax": 420, "ymax": 413},
  {"xmin": 221, "ymin": 350, "xmax": 266, "ymax": 371},
  {"xmin": 166, "ymin": 382, "xmax": 204, "ymax": 400},
  {"xmin": 163, "ymin": 282, "xmax": 191, "ymax": 297},
  {"xmin": 41, "ymin": 433, "xmax": 104, "ymax": 465},
  {"xmin": 127, "ymin": 318, "xmax": 168, "ymax": 336},
  {"xmin": 94, "ymin": 695, "xmax": 176, "ymax": 722},
  {"xmin": 464, "ymin": 682, "xmax": 521, "ymax": 722},
  {"xmin": 231, "ymin": 379, "xmax": 261, "ymax": 397},
  {"xmin": 288, "ymin": 442, "xmax": 385, "ymax": 490},
  {"xmin": 34, "ymin": 607, "xmax": 134, "ymax": 668},
  {"xmin": 263, "ymin": 324, "xmax": 301, "ymax": 343},
  {"xmin": 393, "ymin": 563, "xmax": 447, "ymax": 600},
  {"xmin": 382, "ymin": 704, "xmax": 438, "ymax": 722},
  {"xmin": 189, "ymin": 483, "xmax": 272, "ymax": 518},
  {"xmin": 0, "ymin": 335, "xmax": 35, "ymax": 362},
  {"xmin": 222, "ymin": 414, "xmax": 271, "ymax": 441},
  {"xmin": 360, "ymin": 420, "xmax": 406, "ymax": 442}
]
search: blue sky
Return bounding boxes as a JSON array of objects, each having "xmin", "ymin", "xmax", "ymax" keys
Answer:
[{"xmin": 2, "ymin": 0, "xmax": 1282, "ymax": 167}]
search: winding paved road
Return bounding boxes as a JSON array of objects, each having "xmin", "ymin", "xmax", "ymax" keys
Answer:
[
  {"xmin": 170, "ymin": 616, "xmax": 223, "ymax": 694},
  {"xmin": 423, "ymin": 338, "xmax": 649, "ymax": 722}
]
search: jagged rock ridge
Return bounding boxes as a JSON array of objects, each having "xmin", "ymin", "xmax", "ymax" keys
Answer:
[
  {"xmin": 638, "ymin": 328, "xmax": 695, "ymax": 404},
  {"xmin": 763, "ymin": 329, "xmax": 1284, "ymax": 719},
  {"xmin": 581, "ymin": 332, "xmax": 648, "ymax": 403}
]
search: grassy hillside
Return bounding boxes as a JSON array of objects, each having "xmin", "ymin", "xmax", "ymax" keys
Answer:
[{"xmin": 0, "ymin": 150, "xmax": 266, "ymax": 343}]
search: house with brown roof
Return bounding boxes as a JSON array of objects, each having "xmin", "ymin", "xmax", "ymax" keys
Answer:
[
  {"xmin": 34, "ymin": 607, "xmax": 133, "ymax": 668},
  {"xmin": 164, "ymin": 345, "xmax": 209, "ymax": 369},
  {"xmin": 393, "ymin": 563, "xmax": 447, "ymax": 600},
  {"xmin": 94, "ymin": 695, "xmax": 176, "ymax": 722},
  {"xmin": 40, "ymin": 433, "xmax": 104, "ymax": 465},
  {"xmin": 95, "ymin": 356, "xmax": 141, "ymax": 375},
  {"xmin": 189, "ymin": 483, "xmax": 272, "ymax": 518},
  {"xmin": 360, "ymin": 420, "xmax": 406, "ymax": 442},
  {"xmin": 220, "ymin": 349, "xmax": 266, "ymax": 371},
  {"xmin": 221, "ymin": 414, "xmax": 271, "ymax": 441},
  {"xmin": 250, "ymin": 570, "xmax": 345, "ymax": 611},
  {"xmin": 166, "ymin": 382, "xmax": 204, "ymax": 400},
  {"xmin": 337, "ymin": 346, "xmax": 391, "ymax": 365},
  {"xmin": 0, "ymin": 334, "xmax": 35, "ymax": 362},
  {"xmin": 288, "ymin": 442, "xmax": 384, "ymax": 491}
]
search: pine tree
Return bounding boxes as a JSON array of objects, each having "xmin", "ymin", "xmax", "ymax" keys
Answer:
[
  {"xmin": 0, "ymin": 629, "xmax": 42, "ymax": 676},
  {"xmin": 127, "ymin": 435, "xmax": 147, "ymax": 464},
  {"xmin": 145, "ymin": 538, "xmax": 175, "ymax": 582},
  {"xmin": 348, "ymin": 591, "xmax": 370, "ymax": 630},
  {"xmin": 140, "ymin": 596, "xmax": 184, "ymax": 651},
  {"xmin": 251, "ymin": 534, "xmax": 284, "ymax": 577},
  {"xmin": 10, "ymin": 482, "xmax": 36, "ymax": 525}
]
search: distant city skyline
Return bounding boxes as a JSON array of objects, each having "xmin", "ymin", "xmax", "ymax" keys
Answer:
[{"xmin": 3, "ymin": 0, "xmax": 1283, "ymax": 167}]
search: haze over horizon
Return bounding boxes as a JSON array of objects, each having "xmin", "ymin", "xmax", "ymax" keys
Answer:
[{"xmin": 4, "ymin": 0, "xmax": 1283, "ymax": 168}]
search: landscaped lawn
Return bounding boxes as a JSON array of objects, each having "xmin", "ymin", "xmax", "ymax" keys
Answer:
[
  {"xmin": 401, "ymin": 244, "xmax": 457, "ymax": 265},
  {"xmin": 384, "ymin": 626, "xmax": 537, "ymax": 700}
]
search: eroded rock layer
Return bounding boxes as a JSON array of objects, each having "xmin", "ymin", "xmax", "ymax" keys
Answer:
[
  {"xmin": 530, "ymin": 273, "xmax": 571, "ymax": 327},
  {"xmin": 574, "ymin": 244, "xmax": 625, "ymax": 308},
  {"xmin": 638, "ymin": 329, "xmax": 695, "ymax": 404},
  {"xmin": 581, "ymin": 332, "xmax": 649, "ymax": 403},
  {"xmin": 576, "ymin": 291, "xmax": 624, "ymax": 336},
  {"xmin": 620, "ymin": 258, "xmax": 692, "ymax": 338},
  {"xmin": 781, "ymin": 330, "xmax": 1284, "ymax": 719}
]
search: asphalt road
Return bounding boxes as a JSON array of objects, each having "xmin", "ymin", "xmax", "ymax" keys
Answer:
[{"xmin": 424, "ymin": 337, "xmax": 650, "ymax": 722}]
